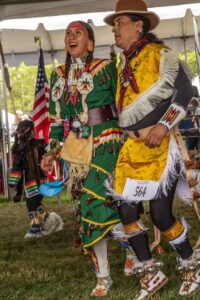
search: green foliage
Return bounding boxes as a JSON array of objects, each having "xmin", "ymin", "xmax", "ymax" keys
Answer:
[
  {"xmin": 4, "ymin": 62, "xmax": 54, "ymax": 114},
  {"xmin": 0, "ymin": 197, "xmax": 199, "ymax": 299},
  {"xmin": 179, "ymin": 50, "xmax": 198, "ymax": 76}
]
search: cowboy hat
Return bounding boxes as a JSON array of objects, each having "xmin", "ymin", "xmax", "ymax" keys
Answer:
[{"xmin": 104, "ymin": 0, "xmax": 160, "ymax": 30}]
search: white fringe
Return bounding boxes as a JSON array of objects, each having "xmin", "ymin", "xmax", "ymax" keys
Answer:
[
  {"xmin": 179, "ymin": 248, "xmax": 200, "ymax": 268},
  {"xmin": 43, "ymin": 212, "xmax": 64, "ymax": 235},
  {"xmin": 118, "ymin": 48, "xmax": 179, "ymax": 127},
  {"xmin": 110, "ymin": 222, "xmax": 147, "ymax": 241},
  {"xmin": 104, "ymin": 177, "xmax": 129, "ymax": 202},
  {"xmin": 104, "ymin": 136, "xmax": 193, "ymax": 206},
  {"xmin": 169, "ymin": 217, "xmax": 190, "ymax": 249}
]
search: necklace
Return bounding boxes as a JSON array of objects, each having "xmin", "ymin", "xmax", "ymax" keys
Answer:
[
  {"xmin": 118, "ymin": 38, "xmax": 149, "ymax": 113},
  {"xmin": 65, "ymin": 57, "xmax": 92, "ymax": 106}
]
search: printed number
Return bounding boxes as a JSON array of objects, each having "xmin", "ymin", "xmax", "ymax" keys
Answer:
[{"xmin": 133, "ymin": 186, "xmax": 147, "ymax": 197}]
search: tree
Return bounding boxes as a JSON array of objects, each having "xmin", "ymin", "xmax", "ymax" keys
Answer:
[
  {"xmin": 179, "ymin": 50, "xmax": 198, "ymax": 76},
  {"xmin": 2, "ymin": 62, "xmax": 54, "ymax": 113}
]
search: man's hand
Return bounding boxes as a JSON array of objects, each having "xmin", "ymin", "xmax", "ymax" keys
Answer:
[
  {"xmin": 144, "ymin": 124, "xmax": 168, "ymax": 148},
  {"xmin": 40, "ymin": 151, "xmax": 55, "ymax": 173}
]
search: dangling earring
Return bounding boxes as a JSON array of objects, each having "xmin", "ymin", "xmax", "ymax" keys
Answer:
[
  {"xmin": 138, "ymin": 28, "xmax": 143, "ymax": 36},
  {"xmin": 87, "ymin": 41, "xmax": 94, "ymax": 53},
  {"xmin": 64, "ymin": 44, "xmax": 68, "ymax": 53}
]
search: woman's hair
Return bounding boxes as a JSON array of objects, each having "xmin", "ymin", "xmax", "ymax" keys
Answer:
[
  {"xmin": 12, "ymin": 120, "xmax": 34, "ymax": 153},
  {"xmin": 64, "ymin": 21, "xmax": 95, "ymax": 79}
]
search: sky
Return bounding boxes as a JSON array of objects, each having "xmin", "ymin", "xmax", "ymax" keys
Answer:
[{"xmin": 0, "ymin": 3, "xmax": 200, "ymax": 30}]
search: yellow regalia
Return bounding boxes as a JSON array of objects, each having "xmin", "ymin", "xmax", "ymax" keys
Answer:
[{"xmin": 114, "ymin": 43, "xmax": 181, "ymax": 196}]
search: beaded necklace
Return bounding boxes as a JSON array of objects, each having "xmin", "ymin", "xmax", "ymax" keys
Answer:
[{"xmin": 65, "ymin": 57, "xmax": 91, "ymax": 106}]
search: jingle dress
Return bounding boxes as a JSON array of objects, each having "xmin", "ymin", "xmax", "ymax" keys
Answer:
[{"xmin": 49, "ymin": 58, "xmax": 123, "ymax": 249}]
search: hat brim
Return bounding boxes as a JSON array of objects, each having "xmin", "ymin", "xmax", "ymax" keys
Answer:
[{"xmin": 104, "ymin": 10, "xmax": 160, "ymax": 30}]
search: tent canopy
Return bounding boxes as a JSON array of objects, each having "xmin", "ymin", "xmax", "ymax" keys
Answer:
[
  {"xmin": 0, "ymin": 1, "xmax": 200, "ymax": 66},
  {"xmin": 1, "ymin": 0, "xmax": 200, "ymax": 20}
]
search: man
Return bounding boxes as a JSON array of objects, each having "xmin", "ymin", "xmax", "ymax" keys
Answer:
[{"xmin": 104, "ymin": 0, "xmax": 200, "ymax": 299}]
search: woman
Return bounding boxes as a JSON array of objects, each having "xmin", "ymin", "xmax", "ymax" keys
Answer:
[
  {"xmin": 9, "ymin": 120, "xmax": 63, "ymax": 238},
  {"xmin": 41, "ymin": 21, "xmax": 125, "ymax": 296}
]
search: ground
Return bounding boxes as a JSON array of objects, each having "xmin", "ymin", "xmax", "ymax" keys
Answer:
[{"xmin": 0, "ymin": 195, "xmax": 199, "ymax": 300}]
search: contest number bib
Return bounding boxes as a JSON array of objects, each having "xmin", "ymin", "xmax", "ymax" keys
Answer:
[{"xmin": 122, "ymin": 178, "xmax": 160, "ymax": 201}]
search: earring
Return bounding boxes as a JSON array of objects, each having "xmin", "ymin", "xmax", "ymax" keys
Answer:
[
  {"xmin": 87, "ymin": 41, "xmax": 94, "ymax": 53},
  {"xmin": 64, "ymin": 44, "xmax": 68, "ymax": 53},
  {"xmin": 138, "ymin": 28, "xmax": 143, "ymax": 34}
]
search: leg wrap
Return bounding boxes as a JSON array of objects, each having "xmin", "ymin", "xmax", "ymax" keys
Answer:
[
  {"xmin": 128, "ymin": 233, "xmax": 152, "ymax": 262},
  {"xmin": 163, "ymin": 218, "xmax": 193, "ymax": 259},
  {"xmin": 123, "ymin": 220, "xmax": 146, "ymax": 236},
  {"xmin": 92, "ymin": 239, "xmax": 109, "ymax": 278},
  {"xmin": 163, "ymin": 220, "xmax": 185, "ymax": 243}
]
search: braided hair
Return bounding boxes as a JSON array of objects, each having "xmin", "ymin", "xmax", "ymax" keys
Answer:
[{"xmin": 64, "ymin": 21, "xmax": 95, "ymax": 79}]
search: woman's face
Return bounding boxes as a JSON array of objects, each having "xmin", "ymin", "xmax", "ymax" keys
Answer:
[{"xmin": 64, "ymin": 24, "xmax": 90, "ymax": 58}]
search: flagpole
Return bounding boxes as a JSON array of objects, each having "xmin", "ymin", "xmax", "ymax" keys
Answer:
[
  {"xmin": 0, "ymin": 52, "xmax": 9, "ymax": 198},
  {"xmin": 34, "ymin": 36, "xmax": 61, "ymax": 205},
  {"xmin": 34, "ymin": 36, "xmax": 42, "ymax": 50},
  {"xmin": 33, "ymin": 37, "xmax": 61, "ymax": 204}
]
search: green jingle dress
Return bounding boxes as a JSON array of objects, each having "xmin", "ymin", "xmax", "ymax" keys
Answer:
[{"xmin": 49, "ymin": 58, "xmax": 123, "ymax": 250}]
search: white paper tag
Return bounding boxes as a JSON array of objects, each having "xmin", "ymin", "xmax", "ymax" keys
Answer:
[{"xmin": 122, "ymin": 178, "xmax": 160, "ymax": 201}]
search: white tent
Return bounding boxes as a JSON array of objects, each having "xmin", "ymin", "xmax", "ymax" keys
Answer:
[
  {"xmin": 0, "ymin": 3, "xmax": 200, "ymax": 66},
  {"xmin": 1, "ymin": 0, "xmax": 200, "ymax": 20}
]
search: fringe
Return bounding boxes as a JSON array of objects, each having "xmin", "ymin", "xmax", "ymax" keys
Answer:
[
  {"xmin": 169, "ymin": 217, "xmax": 190, "ymax": 249},
  {"xmin": 110, "ymin": 222, "xmax": 147, "ymax": 241},
  {"xmin": 104, "ymin": 136, "xmax": 193, "ymax": 205},
  {"xmin": 104, "ymin": 176, "xmax": 128, "ymax": 202},
  {"xmin": 118, "ymin": 48, "xmax": 179, "ymax": 127},
  {"xmin": 179, "ymin": 248, "xmax": 200, "ymax": 268},
  {"xmin": 158, "ymin": 136, "xmax": 183, "ymax": 197},
  {"xmin": 43, "ymin": 212, "xmax": 64, "ymax": 235}
]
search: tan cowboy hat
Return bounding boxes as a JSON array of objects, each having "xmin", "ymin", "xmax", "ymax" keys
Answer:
[{"xmin": 104, "ymin": 0, "xmax": 160, "ymax": 30}]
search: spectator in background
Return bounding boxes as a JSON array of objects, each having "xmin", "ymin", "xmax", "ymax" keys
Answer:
[
  {"xmin": 179, "ymin": 86, "xmax": 200, "ymax": 150},
  {"xmin": 10, "ymin": 110, "xmax": 24, "ymax": 137}
]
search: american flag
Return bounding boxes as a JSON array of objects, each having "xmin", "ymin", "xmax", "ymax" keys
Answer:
[{"xmin": 32, "ymin": 48, "xmax": 50, "ymax": 143}]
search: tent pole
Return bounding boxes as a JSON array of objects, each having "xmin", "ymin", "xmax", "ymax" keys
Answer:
[
  {"xmin": 0, "ymin": 62, "xmax": 8, "ymax": 198},
  {"xmin": 182, "ymin": 16, "xmax": 188, "ymax": 63},
  {"xmin": 0, "ymin": 47, "xmax": 12, "ymax": 199},
  {"xmin": 192, "ymin": 14, "xmax": 200, "ymax": 86}
]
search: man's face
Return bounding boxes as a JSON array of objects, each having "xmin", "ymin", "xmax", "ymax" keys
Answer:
[
  {"xmin": 64, "ymin": 25, "xmax": 90, "ymax": 58},
  {"xmin": 112, "ymin": 15, "xmax": 142, "ymax": 51}
]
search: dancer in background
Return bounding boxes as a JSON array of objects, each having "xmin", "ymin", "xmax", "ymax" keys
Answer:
[{"xmin": 9, "ymin": 120, "xmax": 63, "ymax": 238}]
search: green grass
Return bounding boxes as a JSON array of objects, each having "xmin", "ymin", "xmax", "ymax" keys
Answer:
[{"xmin": 0, "ymin": 195, "xmax": 200, "ymax": 300}]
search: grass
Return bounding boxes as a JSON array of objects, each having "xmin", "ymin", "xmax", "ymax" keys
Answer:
[{"xmin": 0, "ymin": 194, "xmax": 200, "ymax": 300}]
